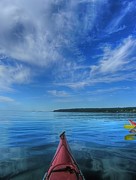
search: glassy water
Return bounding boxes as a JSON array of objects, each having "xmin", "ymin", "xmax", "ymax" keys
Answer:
[{"xmin": 0, "ymin": 111, "xmax": 136, "ymax": 180}]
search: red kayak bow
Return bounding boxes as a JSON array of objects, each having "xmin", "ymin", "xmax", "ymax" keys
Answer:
[
  {"xmin": 44, "ymin": 132, "xmax": 84, "ymax": 180},
  {"xmin": 129, "ymin": 120, "xmax": 136, "ymax": 126}
]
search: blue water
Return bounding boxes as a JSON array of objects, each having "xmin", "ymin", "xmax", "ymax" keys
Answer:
[{"xmin": 0, "ymin": 111, "xmax": 136, "ymax": 180}]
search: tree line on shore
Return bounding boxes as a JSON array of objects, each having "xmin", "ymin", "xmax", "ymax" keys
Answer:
[{"xmin": 54, "ymin": 107, "xmax": 136, "ymax": 113}]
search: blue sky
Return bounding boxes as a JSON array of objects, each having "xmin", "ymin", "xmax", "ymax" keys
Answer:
[{"xmin": 0, "ymin": 0, "xmax": 136, "ymax": 111}]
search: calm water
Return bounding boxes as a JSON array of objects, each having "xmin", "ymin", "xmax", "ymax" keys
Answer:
[{"xmin": 0, "ymin": 111, "xmax": 136, "ymax": 180}]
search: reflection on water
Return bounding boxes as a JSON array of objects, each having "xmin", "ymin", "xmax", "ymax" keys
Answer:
[{"xmin": 0, "ymin": 111, "xmax": 136, "ymax": 180}]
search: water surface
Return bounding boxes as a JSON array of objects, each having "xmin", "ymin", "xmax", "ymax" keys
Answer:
[{"xmin": 0, "ymin": 111, "xmax": 136, "ymax": 180}]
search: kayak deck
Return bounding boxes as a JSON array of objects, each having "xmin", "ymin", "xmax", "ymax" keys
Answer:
[
  {"xmin": 44, "ymin": 132, "xmax": 84, "ymax": 180},
  {"xmin": 129, "ymin": 120, "xmax": 136, "ymax": 126}
]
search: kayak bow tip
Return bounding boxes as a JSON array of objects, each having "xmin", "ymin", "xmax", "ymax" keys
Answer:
[{"xmin": 60, "ymin": 131, "xmax": 66, "ymax": 139}]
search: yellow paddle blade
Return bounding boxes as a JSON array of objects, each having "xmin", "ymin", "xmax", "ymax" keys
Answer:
[
  {"xmin": 124, "ymin": 134, "xmax": 136, "ymax": 140},
  {"xmin": 124, "ymin": 124, "xmax": 135, "ymax": 129}
]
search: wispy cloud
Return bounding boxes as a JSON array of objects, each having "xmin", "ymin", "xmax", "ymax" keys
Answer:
[
  {"xmin": 91, "ymin": 36, "xmax": 136, "ymax": 74},
  {"xmin": 105, "ymin": 1, "xmax": 134, "ymax": 34},
  {"xmin": 0, "ymin": 0, "xmax": 108, "ymax": 66},
  {"xmin": 0, "ymin": 63, "xmax": 31, "ymax": 91},
  {"xmin": 0, "ymin": 96, "xmax": 15, "ymax": 103},
  {"xmin": 56, "ymin": 36, "xmax": 136, "ymax": 89},
  {"xmin": 48, "ymin": 90, "xmax": 70, "ymax": 98},
  {"xmin": 88, "ymin": 87, "xmax": 130, "ymax": 95}
]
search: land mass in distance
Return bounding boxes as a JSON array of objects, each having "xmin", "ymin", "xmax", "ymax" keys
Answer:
[{"xmin": 54, "ymin": 107, "xmax": 136, "ymax": 113}]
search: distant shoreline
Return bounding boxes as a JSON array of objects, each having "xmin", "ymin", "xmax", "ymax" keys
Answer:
[{"xmin": 54, "ymin": 107, "xmax": 136, "ymax": 113}]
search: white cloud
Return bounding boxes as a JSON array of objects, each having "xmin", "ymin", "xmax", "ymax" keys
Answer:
[
  {"xmin": 0, "ymin": 0, "xmax": 135, "ymax": 93},
  {"xmin": 88, "ymin": 87, "xmax": 130, "ymax": 95},
  {"xmin": 91, "ymin": 36, "xmax": 136, "ymax": 74},
  {"xmin": 105, "ymin": 1, "xmax": 134, "ymax": 34},
  {"xmin": 0, "ymin": 96, "xmax": 14, "ymax": 103},
  {"xmin": 55, "ymin": 36, "xmax": 136, "ymax": 89},
  {"xmin": 0, "ymin": 0, "xmax": 108, "ymax": 66},
  {"xmin": 0, "ymin": 0, "xmax": 62, "ymax": 66},
  {"xmin": 48, "ymin": 90, "xmax": 70, "ymax": 97},
  {"xmin": 56, "ymin": 82, "xmax": 89, "ymax": 89},
  {"xmin": 0, "ymin": 63, "xmax": 31, "ymax": 91}
]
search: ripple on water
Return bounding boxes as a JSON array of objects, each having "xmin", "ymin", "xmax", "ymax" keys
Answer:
[{"xmin": 0, "ymin": 112, "xmax": 136, "ymax": 179}]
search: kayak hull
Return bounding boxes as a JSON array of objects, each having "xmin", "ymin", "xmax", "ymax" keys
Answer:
[
  {"xmin": 44, "ymin": 132, "xmax": 84, "ymax": 180},
  {"xmin": 124, "ymin": 124, "xmax": 135, "ymax": 129},
  {"xmin": 124, "ymin": 134, "xmax": 136, "ymax": 140}
]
